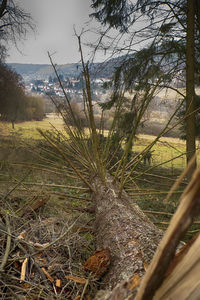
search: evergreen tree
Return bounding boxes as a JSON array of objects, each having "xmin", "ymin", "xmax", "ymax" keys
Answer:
[{"xmin": 91, "ymin": 0, "xmax": 200, "ymax": 176}]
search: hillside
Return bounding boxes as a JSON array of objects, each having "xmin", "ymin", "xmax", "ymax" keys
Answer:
[
  {"xmin": 8, "ymin": 56, "xmax": 124, "ymax": 81},
  {"xmin": 8, "ymin": 63, "xmax": 80, "ymax": 81}
]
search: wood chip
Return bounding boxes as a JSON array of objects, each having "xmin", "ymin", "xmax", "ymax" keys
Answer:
[
  {"xmin": 128, "ymin": 274, "xmax": 140, "ymax": 290},
  {"xmin": 20, "ymin": 258, "xmax": 28, "ymax": 282},
  {"xmin": 41, "ymin": 267, "xmax": 54, "ymax": 283},
  {"xmin": 65, "ymin": 275, "xmax": 87, "ymax": 284},
  {"xmin": 73, "ymin": 296, "xmax": 81, "ymax": 300},
  {"xmin": 143, "ymin": 261, "xmax": 149, "ymax": 272},
  {"xmin": 56, "ymin": 279, "xmax": 61, "ymax": 288},
  {"xmin": 17, "ymin": 231, "xmax": 26, "ymax": 240}
]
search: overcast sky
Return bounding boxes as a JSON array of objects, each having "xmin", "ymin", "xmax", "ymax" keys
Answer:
[{"xmin": 7, "ymin": 0, "xmax": 104, "ymax": 65}]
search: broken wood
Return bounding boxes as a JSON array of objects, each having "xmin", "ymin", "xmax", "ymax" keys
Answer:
[
  {"xmin": 19, "ymin": 194, "xmax": 49, "ymax": 217},
  {"xmin": 65, "ymin": 275, "xmax": 87, "ymax": 284},
  {"xmin": 41, "ymin": 267, "xmax": 54, "ymax": 283},
  {"xmin": 135, "ymin": 167, "xmax": 200, "ymax": 300},
  {"xmin": 56, "ymin": 279, "xmax": 61, "ymax": 288},
  {"xmin": 20, "ymin": 258, "xmax": 28, "ymax": 282},
  {"xmin": 84, "ymin": 248, "xmax": 111, "ymax": 278},
  {"xmin": 154, "ymin": 233, "xmax": 200, "ymax": 299}
]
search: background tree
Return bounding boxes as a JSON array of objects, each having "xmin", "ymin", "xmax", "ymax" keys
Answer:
[
  {"xmin": 0, "ymin": 0, "xmax": 34, "ymax": 61},
  {"xmin": 0, "ymin": 0, "xmax": 36, "ymax": 127},
  {"xmin": 0, "ymin": 62, "xmax": 23, "ymax": 128},
  {"xmin": 0, "ymin": 63, "xmax": 44, "ymax": 128}
]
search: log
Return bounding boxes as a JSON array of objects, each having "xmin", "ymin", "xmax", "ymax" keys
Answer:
[
  {"xmin": 92, "ymin": 174, "xmax": 162, "ymax": 290},
  {"xmin": 93, "ymin": 165, "xmax": 200, "ymax": 300}
]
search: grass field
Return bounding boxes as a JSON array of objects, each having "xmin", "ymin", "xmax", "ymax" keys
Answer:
[
  {"xmin": 1, "ymin": 113, "xmax": 198, "ymax": 172},
  {"xmin": 134, "ymin": 135, "xmax": 187, "ymax": 171},
  {"xmin": 0, "ymin": 113, "xmax": 65, "ymax": 139}
]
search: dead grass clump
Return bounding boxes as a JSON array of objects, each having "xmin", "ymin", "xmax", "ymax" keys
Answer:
[{"xmin": 0, "ymin": 134, "xmax": 37, "ymax": 165}]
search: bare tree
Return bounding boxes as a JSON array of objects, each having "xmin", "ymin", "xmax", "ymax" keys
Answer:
[{"xmin": 0, "ymin": 0, "xmax": 34, "ymax": 60}]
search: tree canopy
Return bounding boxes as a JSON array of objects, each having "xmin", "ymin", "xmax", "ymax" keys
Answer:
[{"xmin": 91, "ymin": 0, "xmax": 199, "ymax": 89}]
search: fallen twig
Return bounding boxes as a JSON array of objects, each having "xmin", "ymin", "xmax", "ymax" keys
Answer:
[{"xmin": 0, "ymin": 214, "xmax": 11, "ymax": 272}]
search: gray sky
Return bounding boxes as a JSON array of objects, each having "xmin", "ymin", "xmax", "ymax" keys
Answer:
[{"xmin": 7, "ymin": 0, "xmax": 103, "ymax": 64}]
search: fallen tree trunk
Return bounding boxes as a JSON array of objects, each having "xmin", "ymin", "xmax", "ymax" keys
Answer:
[
  {"xmin": 46, "ymin": 48, "xmax": 200, "ymax": 300},
  {"xmin": 92, "ymin": 166, "xmax": 200, "ymax": 300},
  {"xmin": 92, "ymin": 174, "xmax": 162, "ymax": 290}
]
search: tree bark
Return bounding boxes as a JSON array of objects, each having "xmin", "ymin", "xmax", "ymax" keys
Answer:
[
  {"xmin": 92, "ymin": 174, "xmax": 162, "ymax": 291},
  {"xmin": 11, "ymin": 120, "xmax": 15, "ymax": 129},
  {"xmin": 0, "ymin": 0, "xmax": 7, "ymax": 19},
  {"xmin": 92, "ymin": 167, "xmax": 200, "ymax": 300},
  {"xmin": 186, "ymin": 0, "xmax": 196, "ymax": 179}
]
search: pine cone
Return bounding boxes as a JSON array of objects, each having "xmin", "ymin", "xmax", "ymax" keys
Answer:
[{"xmin": 84, "ymin": 248, "xmax": 111, "ymax": 278}]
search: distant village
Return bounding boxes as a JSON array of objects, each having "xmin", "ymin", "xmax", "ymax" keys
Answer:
[{"xmin": 25, "ymin": 75, "xmax": 112, "ymax": 102}]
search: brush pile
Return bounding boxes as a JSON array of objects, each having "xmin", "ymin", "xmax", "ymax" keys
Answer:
[{"xmin": 0, "ymin": 188, "xmax": 99, "ymax": 300}]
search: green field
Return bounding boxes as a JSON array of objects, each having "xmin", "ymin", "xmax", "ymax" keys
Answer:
[
  {"xmin": 1, "ymin": 114, "xmax": 197, "ymax": 172},
  {"xmin": 134, "ymin": 135, "xmax": 187, "ymax": 171},
  {"xmin": 0, "ymin": 113, "xmax": 65, "ymax": 139}
]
